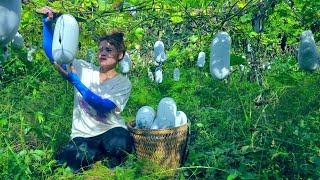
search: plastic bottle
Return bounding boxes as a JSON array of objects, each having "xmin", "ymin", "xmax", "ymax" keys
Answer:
[
  {"xmin": 135, "ymin": 106, "xmax": 155, "ymax": 129},
  {"xmin": 154, "ymin": 40, "xmax": 166, "ymax": 63},
  {"xmin": 173, "ymin": 68, "xmax": 180, "ymax": 81},
  {"xmin": 152, "ymin": 97, "xmax": 177, "ymax": 129},
  {"xmin": 119, "ymin": 52, "xmax": 131, "ymax": 74},
  {"xmin": 0, "ymin": 0, "xmax": 21, "ymax": 47},
  {"xmin": 197, "ymin": 51, "xmax": 205, "ymax": 67},
  {"xmin": 210, "ymin": 32, "xmax": 231, "ymax": 80},
  {"xmin": 175, "ymin": 111, "xmax": 187, "ymax": 127},
  {"xmin": 298, "ymin": 30, "xmax": 320, "ymax": 71},
  {"xmin": 12, "ymin": 32, "xmax": 24, "ymax": 49},
  {"xmin": 52, "ymin": 14, "xmax": 79, "ymax": 64},
  {"xmin": 155, "ymin": 66, "xmax": 163, "ymax": 83}
]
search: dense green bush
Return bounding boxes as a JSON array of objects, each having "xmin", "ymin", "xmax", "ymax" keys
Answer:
[{"xmin": 1, "ymin": 0, "xmax": 319, "ymax": 179}]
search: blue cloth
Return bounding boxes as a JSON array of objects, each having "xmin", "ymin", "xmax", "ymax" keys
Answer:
[
  {"xmin": 43, "ymin": 17, "xmax": 54, "ymax": 63},
  {"xmin": 42, "ymin": 18, "xmax": 68, "ymax": 71},
  {"xmin": 67, "ymin": 72, "xmax": 117, "ymax": 114}
]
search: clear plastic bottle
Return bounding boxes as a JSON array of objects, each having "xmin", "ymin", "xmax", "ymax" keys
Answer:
[{"xmin": 173, "ymin": 68, "xmax": 180, "ymax": 81}]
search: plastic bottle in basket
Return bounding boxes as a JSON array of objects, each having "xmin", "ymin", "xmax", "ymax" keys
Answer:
[
  {"xmin": 175, "ymin": 111, "xmax": 187, "ymax": 127},
  {"xmin": 135, "ymin": 106, "xmax": 155, "ymax": 129},
  {"xmin": 0, "ymin": 0, "xmax": 22, "ymax": 47},
  {"xmin": 52, "ymin": 14, "xmax": 79, "ymax": 64},
  {"xmin": 151, "ymin": 97, "xmax": 177, "ymax": 129}
]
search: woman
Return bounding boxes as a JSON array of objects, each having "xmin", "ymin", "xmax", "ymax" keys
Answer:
[{"xmin": 40, "ymin": 7, "xmax": 133, "ymax": 172}]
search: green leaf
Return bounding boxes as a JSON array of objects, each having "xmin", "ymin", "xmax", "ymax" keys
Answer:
[
  {"xmin": 249, "ymin": 31, "xmax": 258, "ymax": 37},
  {"xmin": 0, "ymin": 118, "xmax": 8, "ymax": 127},
  {"xmin": 196, "ymin": 123, "xmax": 204, "ymax": 128},
  {"xmin": 230, "ymin": 54, "xmax": 246, "ymax": 66},
  {"xmin": 227, "ymin": 170, "xmax": 240, "ymax": 180},
  {"xmin": 189, "ymin": 35, "xmax": 198, "ymax": 43},
  {"xmin": 35, "ymin": 112, "xmax": 44, "ymax": 124},
  {"xmin": 134, "ymin": 27, "xmax": 144, "ymax": 41},
  {"xmin": 170, "ymin": 14, "xmax": 184, "ymax": 23},
  {"xmin": 240, "ymin": 14, "xmax": 251, "ymax": 23},
  {"xmin": 310, "ymin": 156, "xmax": 320, "ymax": 166},
  {"xmin": 98, "ymin": 0, "xmax": 107, "ymax": 11}
]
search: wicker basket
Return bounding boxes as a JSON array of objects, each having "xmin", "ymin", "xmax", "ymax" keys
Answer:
[{"xmin": 127, "ymin": 121, "xmax": 190, "ymax": 170}]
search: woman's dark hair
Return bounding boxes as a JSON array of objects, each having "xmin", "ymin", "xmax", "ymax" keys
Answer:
[{"xmin": 99, "ymin": 32, "xmax": 126, "ymax": 59}]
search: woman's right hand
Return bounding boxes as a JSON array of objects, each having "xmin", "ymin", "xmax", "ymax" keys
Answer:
[{"xmin": 54, "ymin": 62, "xmax": 77, "ymax": 78}]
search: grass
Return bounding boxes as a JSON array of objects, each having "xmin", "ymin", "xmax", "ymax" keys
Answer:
[{"xmin": 0, "ymin": 48, "xmax": 319, "ymax": 179}]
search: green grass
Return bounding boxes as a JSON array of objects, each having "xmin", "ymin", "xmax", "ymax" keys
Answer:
[{"xmin": 1, "ymin": 51, "xmax": 319, "ymax": 179}]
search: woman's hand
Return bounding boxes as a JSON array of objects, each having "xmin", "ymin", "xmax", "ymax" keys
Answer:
[
  {"xmin": 54, "ymin": 62, "xmax": 76, "ymax": 78},
  {"xmin": 37, "ymin": 6, "xmax": 57, "ymax": 20}
]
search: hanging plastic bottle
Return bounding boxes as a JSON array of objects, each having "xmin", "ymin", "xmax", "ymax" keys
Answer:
[
  {"xmin": 210, "ymin": 32, "xmax": 231, "ymax": 80},
  {"xmin": 173, "ymin": 68, "xmax": 180, "ymax": 81},
  {"xmin": 153, "ymin": 40, "xmax": 166, "ymax": 63},
  {"xmin": 0, "ymin": 0, "xmax": 22, "ymax": 47},
  {"xmin": 12, "ymin": 32, "xmax": 24, "ymax": 49},
  {"xmin": 196, "ymin": 52, "xmax": 205, "ymax": 67},
  {"xmin": 147, "ymin": 68, "xmax": 154, "ymax": 81},
  {"xmin": 151, "ymin": 97, "xmax": 177, "ymax": 129},
  {"xmin": 86, "ymin": 48, "xmax": 95, "ymax": 63},
  {"xmin": 262, "ymin": 62, "xmax": 271, "ymax": 70},
  {"xmin": 247, "ymin": 43, "xmax": 252, "ymax": 53},
  {"xmin": 123, "ymin": 2, "xmax": 137, "ymax": 16},
  {"xmin": 129, "ymin": 6, "xmax": 137, "ymax": 16},
  {"xmin": 119, "ymin": 52, "xmax": 131, "ymax": 74},
  {"xmin": 135, "ymin": 106, "xmax": 155, "ymax": 129},
  {"xmin": 298, "ymin": 30, "xmax": 320, "ymax": 71},
  {"xmin": 239, "ymin": 64, "xmax": 245, "ymax": 72},
  {"xmin": 155, "ymin": 66, "xmax": 163, "ymax": 83},
  {"xmin": 52, "ymin": 14, "xmax": 79, "ymax": 64},
  {"xmin": 27, "ymin": 46, "xmax": 36, "ymax": 62}
]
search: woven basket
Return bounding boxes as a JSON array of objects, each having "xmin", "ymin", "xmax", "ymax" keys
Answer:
[{"xmin": 127, "ymin": 121, "xmax": 190, "ymax": 170}]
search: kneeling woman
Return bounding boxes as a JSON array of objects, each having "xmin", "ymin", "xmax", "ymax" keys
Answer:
[{"xmin": 41, "ymin": 7, "xmax": 133, "ymax": 172}]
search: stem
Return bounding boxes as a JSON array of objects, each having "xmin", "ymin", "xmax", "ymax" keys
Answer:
[{"xmin": 233, "ymin": 80, "xmax": 250, "ymax": 123}]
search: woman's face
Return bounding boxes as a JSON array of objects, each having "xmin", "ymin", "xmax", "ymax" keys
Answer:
[{"xmin": 98, "ymin": 40, "xmax": 122, "ymax": 71}]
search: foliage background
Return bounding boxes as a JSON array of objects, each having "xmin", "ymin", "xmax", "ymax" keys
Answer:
[{"xmin": 0, "ymin": 0, "xmax": 319, "ymax": 179}]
